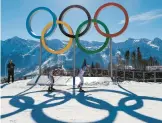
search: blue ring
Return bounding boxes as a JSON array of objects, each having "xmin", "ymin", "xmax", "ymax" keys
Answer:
[{"xmin": 26, "ymin": 7, "xmax": 57, "ymax": 39}]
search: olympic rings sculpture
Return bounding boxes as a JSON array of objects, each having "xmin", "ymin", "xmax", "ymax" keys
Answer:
[{"xmin": 26, "ymin": 2, "xmax": 129, "ymax": 54}]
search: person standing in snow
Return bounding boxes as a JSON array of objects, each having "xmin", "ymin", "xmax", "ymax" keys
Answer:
[
  {"xmin": 47, "ymin": 68, "xmax": 55, "ymax": 92},
  {"xmin": 7, "ymin": 60, "xmax": 15, "ymax": 83},
  {"xmin": 77, "ymin": 59, "xmax": 90, "ymax": 92}
]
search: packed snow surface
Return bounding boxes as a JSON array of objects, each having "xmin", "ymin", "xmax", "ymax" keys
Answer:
[{"xmin": 1, "ymin": 77, "xmax": 162, "ymax": 123}]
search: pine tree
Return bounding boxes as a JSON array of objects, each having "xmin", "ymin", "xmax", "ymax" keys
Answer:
[
  {"xmin": 148, "ymin": 56, "xmax": 153, "ymax": 66},
  {"xmin": 137, "ymin": 47, "xmax": 142, "ymax": 69},
  {"xmin": 154, "ymin": 59, "xmax": 159, "ymax": 66},
  {"xmin": 131, "ymin": 51, "xmax": 136, "ymax": 68},
  {"xmin": 95, "ymin": 62, "xmax": 100, "ymax": 68},
  {"xmin": 91, "ymin": 62, "xmax": 95, "ymax": 68},
  {"xmin": 125, "ymin": 50, "xmax": 130, "ymax": 67},
  {"xmin": 141, "ymin": 59, "xmax": 147, "ymax": 71},
  {"xmin": 82, "ymin": 59, "xmax": 87, "ymax": 68}
]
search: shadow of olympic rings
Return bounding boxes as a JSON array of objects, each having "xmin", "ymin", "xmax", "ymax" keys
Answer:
[
  {"xmin": 76, "ymin": 89, "xmax": 162, "ymax": 123},
  {"xmin": 1, "ymin": 86, "xmax": 162, "ymax": 123},
  {"xmin": 1, "ymin": 90, "xmax": 72, "ymax": 123}
]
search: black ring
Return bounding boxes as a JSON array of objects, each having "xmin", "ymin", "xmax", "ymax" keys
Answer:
[{"xmin": 58, "ymin": 5, "xmax": 92, "ymax": 38}]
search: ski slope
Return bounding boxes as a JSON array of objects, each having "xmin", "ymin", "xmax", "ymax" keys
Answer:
[{"xmin": 1, "ymin": 77, "xmax": 162, "ymax": 123}]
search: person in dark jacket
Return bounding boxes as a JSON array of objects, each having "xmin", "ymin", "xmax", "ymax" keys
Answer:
[{"xmin": 7, "ymin": 60, "xmax": 15, "ymax": 83}]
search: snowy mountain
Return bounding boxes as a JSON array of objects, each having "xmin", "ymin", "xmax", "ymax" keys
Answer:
[{"xmin": 1, "ymin": 36, "xmax": 162, "ymax": 77}]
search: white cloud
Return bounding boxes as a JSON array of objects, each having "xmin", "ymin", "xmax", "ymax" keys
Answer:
[{"xmin": 119, "ymin": 9, "xmax": 162, "ymax": 24}]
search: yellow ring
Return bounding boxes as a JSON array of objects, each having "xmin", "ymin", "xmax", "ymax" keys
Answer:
[{"xmin": 41, "ymin": 20, "xmax": 73, "ymax": 54}]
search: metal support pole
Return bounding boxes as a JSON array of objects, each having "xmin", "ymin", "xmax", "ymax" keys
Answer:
[
  {"xmin": 124, "ymin": 71, "xmax": 126, "ymax": 81},
  {"xmin": 110, "ymin": 38, "xmax": 113, "ymax": 78},
  {"xmin": 73, "ymin": 39, "xmax": 76, "ymax": 89},
  {"xmin": 39, "ymin": 39, "xmax": 42, "ymax": 75},
  {"xmin": 143, "ymin": 72, "xmax": 145, "ymax": 82},
  {"xmin": 154, "ymin": 72, "xmax": 156, "ymax": 82}
]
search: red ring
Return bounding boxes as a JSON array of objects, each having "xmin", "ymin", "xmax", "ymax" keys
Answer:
[{"xmin": 94, "ymin": 2, "xmax": 129, "ymax": 38}]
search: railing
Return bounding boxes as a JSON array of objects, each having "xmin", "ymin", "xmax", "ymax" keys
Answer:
[
  {"xmin": 116, "ymin": 70, "xmax": 162, "ymax": 82},
  {"xmin": 52, "ymin": 68, "xmax": 110, "ymax": 77},
  {"xmin": 1, "ymin": 74, "xmax": 38, "ymax": 84},
  {"xmin": 2, "ymin": 69, "xmax": 162, "ymax": 83},
  {"xmin": 44, "ymin": 68, "xmax": 162, "ymax": 82}
]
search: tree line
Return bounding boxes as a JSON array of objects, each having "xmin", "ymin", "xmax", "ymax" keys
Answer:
[{"xmin": 124, "ymin": 47, "xmax": 159, "ymax": 70}]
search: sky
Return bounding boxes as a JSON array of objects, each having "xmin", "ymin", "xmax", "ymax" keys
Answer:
[{"xmin": 1, "ymin": 0, "xmax": 162, "ymax": 42}]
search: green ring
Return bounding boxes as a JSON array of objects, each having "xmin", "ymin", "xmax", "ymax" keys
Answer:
[{"xmin": 75, "ymin": 19, "xmax": 110, "ymax": 54}]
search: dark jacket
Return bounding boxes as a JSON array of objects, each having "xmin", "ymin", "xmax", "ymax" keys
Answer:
[{"xmin": 7, "ymin": 63, "xmax": 15, "ymax": 73}]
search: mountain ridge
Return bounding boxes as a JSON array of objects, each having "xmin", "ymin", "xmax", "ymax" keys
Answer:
[{"xmin": 1, "ymin": 36, "xmax": 162, "ymax": 77}]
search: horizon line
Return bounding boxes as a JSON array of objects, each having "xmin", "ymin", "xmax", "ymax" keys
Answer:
[{"xmin": 1, "ymin": 36, "xmax": 162, "ymax": 43}]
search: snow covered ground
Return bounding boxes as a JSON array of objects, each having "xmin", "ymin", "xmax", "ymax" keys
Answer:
[{"xmin": 1, "ymin": 77, "xmax": 162, "ymax": 123}]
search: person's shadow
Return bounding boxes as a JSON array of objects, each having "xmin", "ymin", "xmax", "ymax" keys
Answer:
[{"xmin": 1, "ymin": 83, "xmax": 9, "ymax": 89}]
